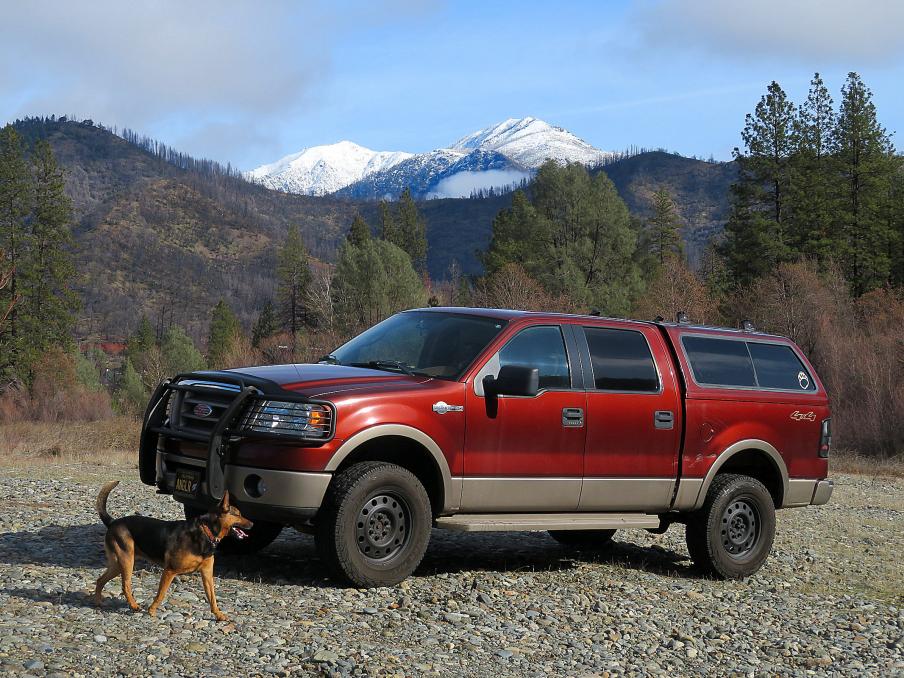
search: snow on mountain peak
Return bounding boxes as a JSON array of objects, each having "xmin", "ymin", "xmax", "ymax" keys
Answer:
[
  {"xmin": 248, "ymin": 117, "xmax": 611, "ymax": 197},
  {"xmin": 246, "ymin": 141, "xmax": 412, "ymax": 196},
  {"xmin": 452, "ymin": 116, "xmax": 610, "ymax": 169}
]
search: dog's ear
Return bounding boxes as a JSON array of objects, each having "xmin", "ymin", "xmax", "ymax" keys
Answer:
[{"xmin": 219, "ymin": 491, "xmax": 230, "ymax": 512}]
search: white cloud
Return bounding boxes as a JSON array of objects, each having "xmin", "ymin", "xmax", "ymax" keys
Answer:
[
  {"xmin": 427, "ymin": 169, "xmax": 531, "ymax": 199},
  {"xmin": 631, "ymin": 0, "xmax": 904, "ymax": 65},
  {"xmin": 0, "ymin": 1, "xmax": 433, "ymax": 163}
]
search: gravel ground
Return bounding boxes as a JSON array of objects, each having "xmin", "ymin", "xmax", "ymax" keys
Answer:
[{"xmin": 0, "ymin": 465, "xmax": 901, "ymax": 677}]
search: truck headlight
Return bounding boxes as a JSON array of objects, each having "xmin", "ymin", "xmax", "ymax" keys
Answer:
[{"xmin": 241, "ymin": 400, "xmax": 332, "ymax": 439}]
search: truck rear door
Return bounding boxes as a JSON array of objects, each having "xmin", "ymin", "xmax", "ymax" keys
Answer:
[{"xmin": 573, "ymin": 322, "xmax": 682, "ymax": 511}]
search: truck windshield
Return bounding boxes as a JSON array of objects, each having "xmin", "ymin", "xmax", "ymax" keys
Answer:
[{"xmin": 327, "ymin": 311, "xmax": 507, "ymax": 380}]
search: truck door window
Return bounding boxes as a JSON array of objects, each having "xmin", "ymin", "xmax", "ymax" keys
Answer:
[
  {"xmin": 498, "ymin": 326, "xmax": 570, "ymax": 390},
  {"xmin": 748, "ymin": 342, "xmax": 816, "ymax": 391},
  {"xmin": 682, "ymin": 336, "xmax": 757, "ymax": 388},
  {"xmin": 584, "ymin": 327, "xmax": 659, "ymax": 392}
]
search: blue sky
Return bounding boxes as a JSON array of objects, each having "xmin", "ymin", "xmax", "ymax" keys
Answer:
[{"xmin": 2, "ymin": 0, "xmax": 903, "ymax": 169}]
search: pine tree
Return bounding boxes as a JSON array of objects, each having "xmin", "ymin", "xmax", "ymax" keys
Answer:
[
  {"xmin": 646, "ymin": 187, "xmax": 683, "ymax": 265},
  {"xmin": 396, "ymin": 188, "xmax": 428, "ymax": 273},
  {"xmin": 18, "ymin": 139, "xmax": 78, "ymax": 371},
  {"xmin": 127, "ymin": 315, "xmax": 156, "ymax": 359},
  {"xmin": 0, "ymin": 125, "xmax": 31, "ymax": 372},
  {"xmin": 207, "ymin": 299, "xmax": 241, "ymax": 367},
  {"xmin": 379, "ymin": 200, "xmax": 397, "ymax": 242},
  {"xmin": 161, "ymin": 325, "xmax": 205, "ymax": 374},
  {"xmin": 251, "ymin": 301, "xmax": 277, "ymax": 347},
  {"xmin": 789, "ymin": 73, "xmax": 837, "ymax": 261},
  {"xmin": 348, "ymin": 214, "xmax": 371, "ymax": 247},
  {"xmin": 483, "ymin": 161, "xmax": 641, "ymax": 315},
  {"xmin": 276, "ymin": 224, "xmax": 312, "ymax": 343},
  {"xmin": 832, "ymin": 72, "xmax": 897, "ymax": 294},
  {"xmin": 721, "ymin": 81, "xmax": 796, "ymax": 285}
]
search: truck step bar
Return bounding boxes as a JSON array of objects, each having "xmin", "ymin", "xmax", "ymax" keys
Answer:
[{"xmin": 435, "ymin": 513, "xmax": 660, "ymax": 532}]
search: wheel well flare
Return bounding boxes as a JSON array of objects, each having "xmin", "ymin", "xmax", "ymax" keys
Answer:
[{"xmin": 335, "ymin": 436, "xmax": 445, "ymax": 515}]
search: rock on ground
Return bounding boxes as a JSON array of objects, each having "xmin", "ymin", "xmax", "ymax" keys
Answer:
[{"xmin": 0, "ymin": 465, "xmax": 902, "ymax": 677}]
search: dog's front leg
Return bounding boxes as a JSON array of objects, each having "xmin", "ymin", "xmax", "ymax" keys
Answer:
[
  {"xmin": 200, "ymin": 558, "xmax": 227, "ymax": 622},
  {"xmin": 148, "ymin": 569, "xmax": 177, "ymax": 617}
]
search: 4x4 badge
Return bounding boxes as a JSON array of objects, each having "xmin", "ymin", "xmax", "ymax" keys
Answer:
[
  {"xmin": 432, "ymin": 401, "xmax": 463, "ymax": 415},
  {"xmin": 790, "ymin": 410, "xmax": 815, "ymax": 421}
]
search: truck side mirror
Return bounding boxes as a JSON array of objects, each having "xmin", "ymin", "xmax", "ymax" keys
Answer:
[{"xmin": 483, "ymin": 365, "xmax": 540, "ymax": 397}]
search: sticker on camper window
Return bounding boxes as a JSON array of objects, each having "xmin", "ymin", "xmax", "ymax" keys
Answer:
[{"xmin": 797, "ymin": 371, "xmax": 810, "ymax": 390}]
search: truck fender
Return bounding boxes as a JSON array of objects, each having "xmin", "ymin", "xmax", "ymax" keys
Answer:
[
  {"xmin": 324, "ymin": 424, "xmax": 458, "ymax": 513},
  {"xmin": 673, "ymin": 439, "xmax": 789, "ymax": 511}
]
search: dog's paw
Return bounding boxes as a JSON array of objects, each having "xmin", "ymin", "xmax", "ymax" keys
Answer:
[
  {"xmin": 215, "ymin": 613, "xmax": 229, "ymax": 622},
  {"xmin": 129, "ymin": 604, "xmax": 141, "ymax": 612},
  {"xmin": 148, "ymin": 607, "xmax": 158, "ymax": 618}
]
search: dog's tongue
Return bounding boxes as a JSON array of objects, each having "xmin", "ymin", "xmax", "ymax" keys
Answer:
[{"xmin": 232, "ymin": 527, "xmax": 249, "ymax": 540}]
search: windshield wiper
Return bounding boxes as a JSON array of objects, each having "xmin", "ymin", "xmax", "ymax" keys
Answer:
[
  {"xmin": 318, "ymin": 354, "xmax": 340, "ymax": 365},
  {"xmin": 350, "ymin": 360, "xmax": 415, "ymax": 376}
]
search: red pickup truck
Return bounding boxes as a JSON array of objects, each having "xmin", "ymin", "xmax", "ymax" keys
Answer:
[{"xmin": 139, "ymin": 308, "xmax": 833, "ymax": 587}]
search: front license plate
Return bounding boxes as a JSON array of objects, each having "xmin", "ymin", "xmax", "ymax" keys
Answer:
[{"xmin": 174, "ymin": 470, "xmax": 200, "ymax": 496}]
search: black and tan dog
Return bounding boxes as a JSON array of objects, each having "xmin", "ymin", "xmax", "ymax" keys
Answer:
[{"xmin": 94, "ymin": 481, "xmax": 253, "ymax": 621}]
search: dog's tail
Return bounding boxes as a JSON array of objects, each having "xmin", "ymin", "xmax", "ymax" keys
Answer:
[{"xmin": 96, "ymin": 480, "xmax": 120, "ymax": 527}]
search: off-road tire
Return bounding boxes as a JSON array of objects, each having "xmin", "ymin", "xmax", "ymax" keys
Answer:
[
  {"xmin": 548, "ymin": 529, "xmax": 616, "ymax": 549},
  {"xmin": 685, "ymin": 473, "xmax": 775, "ymax": 579},
  {"xmin": 315, "ymin": 462, "xmax": 432, "ymax": 587},
  {"xmin": 183, "ymin": 505, "xmax": 283, "ymax": 555}
]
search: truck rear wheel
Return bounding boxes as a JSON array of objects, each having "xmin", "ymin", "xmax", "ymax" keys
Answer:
[
  {"xmin": 315, "ymin": 462, "xmax": 432, "ymax": 587},
  {"xmin": 685, "ymin": 473, "xmax": 775, "ymax": 579},
  {"xmin": 548, "ymin": 529, "xmax": 616, "ymax": 549}
]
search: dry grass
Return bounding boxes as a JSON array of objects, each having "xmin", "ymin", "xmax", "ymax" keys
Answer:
[
  {"xmin": 831, "ymin": 449, "xmax": 904, "ymax": 478},
  {"xmin": 0, "ymin": 416, "xmax": 139, "ymax": 468}
]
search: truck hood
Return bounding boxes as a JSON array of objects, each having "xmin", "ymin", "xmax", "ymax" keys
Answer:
[{"xmin": 217, "ymin": 363, "xmax": 431, "ymax": 398}]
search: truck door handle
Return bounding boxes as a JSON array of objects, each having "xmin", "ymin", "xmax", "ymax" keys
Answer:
[
  {"xmin": 654, "ymin": 410, "xmax": 674, "ymax": 430},
  {"xmin": 562, "ymin": 407, "xmax": 584, "ymax": 428}
]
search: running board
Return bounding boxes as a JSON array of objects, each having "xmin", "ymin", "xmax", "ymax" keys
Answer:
[{"xmin": 435, "ymin": 513, "xmax": 660, "ymax": 533}]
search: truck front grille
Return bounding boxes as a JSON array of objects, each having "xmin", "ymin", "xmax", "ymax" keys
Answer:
[{"xmin": 170, "ymin": 381, "xmax": 241, "ymax": 438}]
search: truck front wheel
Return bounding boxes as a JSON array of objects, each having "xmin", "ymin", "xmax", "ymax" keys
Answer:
[
  {"xmin": 685, "ymin": 473, "xmax": 775, "ymax": 579},
  {"xmin": 315, "ymin": 462, "xmax": 432, "ymax": 587}
]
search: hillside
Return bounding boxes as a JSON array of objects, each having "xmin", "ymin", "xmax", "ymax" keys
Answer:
[
  {"xmin": 599, "ymin": 151, "xmax": 736, "ymax": 265},
  {"xmin": 10, "ymin": 120, "xmax": 734, "ymax": 340},
  {"xmin": 12, "ymin": 119, "xmax": 510, "ymax": 338},
  {"xmin": 13, "ymin": 119, "xmax": 357, "ymax": 339}
]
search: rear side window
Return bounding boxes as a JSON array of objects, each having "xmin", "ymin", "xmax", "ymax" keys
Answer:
[
  {"xmin": 682, "ymin": 336, "xmax": 756, "ymax": 387},
  {"xmin": 584, "ymin": 327, "xmax": 659, "ymax": 392},
  {"xmin": 748, "ymin": 342, "xmax": 815, "ymax": 391},
  {"xmin": 498, "ymin": 326, "xmax": 570, "ymax": 390}
]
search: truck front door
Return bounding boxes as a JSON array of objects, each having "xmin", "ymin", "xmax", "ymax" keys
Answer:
[{"xmin": 462, "ymin": 324, "xmax": 586, "ymax": 512}]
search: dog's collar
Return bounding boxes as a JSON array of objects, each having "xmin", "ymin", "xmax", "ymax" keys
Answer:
[{"xmin": 200, "ymin": 522, "xmax": 221, "ymax": 547}]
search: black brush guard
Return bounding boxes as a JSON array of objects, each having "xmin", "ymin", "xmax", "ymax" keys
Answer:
[{"xmin": 138, "ymin": 371, "xmax": 335, "ymax": 502}]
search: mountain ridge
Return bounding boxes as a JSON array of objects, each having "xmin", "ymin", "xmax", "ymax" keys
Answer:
[
  {"xmin": 10, "ymin": 118, "xmax": 732, "ymax": 340},
  {"xmin": 249, "ymin": 116, "xmax": 612, "ymax": 199}
]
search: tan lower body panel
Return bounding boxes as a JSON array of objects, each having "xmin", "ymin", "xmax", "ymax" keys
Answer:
[
  {"xmin": 459, "ymin": 476, "xmax": 677, "ymax": 512},
  {"xmin": 225, "ymin": 464, "xmax": 331, "ymax": 509},
  {"xmin": 460, "ymin": 477, "xmax": 581, "ymax": 512},
  {"xmin": 578, "ymin": 478, "xmax": 675, "ymax": 511},
  {"xmin": 435, "ymin": 512, "xmax": 661, "ymax": 532}
]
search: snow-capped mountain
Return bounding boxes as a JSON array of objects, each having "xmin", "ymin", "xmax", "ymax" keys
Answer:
[
  {"xmin": 246, "ymin": 141, "xmax": 412, "ymax": 196},
  {"xmin": 451, "ymin": 117, "xmax": 608, "ymax": 169},
  {"xmin": 248, "ymin": 118, "xmax": 610, "ymax": 199},
  {"xmin": 336, "ymin": 148, "xmax": 530, "ymax": 200}
]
